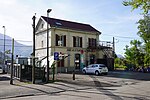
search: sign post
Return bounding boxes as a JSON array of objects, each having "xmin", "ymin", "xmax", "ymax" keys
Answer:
[
  {"xmin": 80, "ymin": 50, "xmax": 84, "ymax": 70},
  {"xmin": 53, "ymin": 52, "xmax": 59, "ymax": 82}
]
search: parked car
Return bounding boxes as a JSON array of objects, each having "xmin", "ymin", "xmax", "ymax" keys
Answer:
[
  {"xmin": 0, "ymin": 65, "xmax": 2, "ymax": 73},
  {"xmin": 82, "ymin": 64, "xmax": 108, "ymax": 75}
]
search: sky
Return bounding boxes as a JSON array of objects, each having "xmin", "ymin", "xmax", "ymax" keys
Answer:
[{"xmin": 0, "ymin": 0, "xmax": 143, "ymax": 55}]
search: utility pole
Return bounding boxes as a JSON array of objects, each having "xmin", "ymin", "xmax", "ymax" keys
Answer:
[
  {"xmin": 32, "ymin": 14, "xmax": 36, "ymax": 84},
  {"xmin": 2, "ymin": 26, "xmax": 5, "ymax": 73},
  {"xmin": 112, "ymin": 37, "xmax": 115, "ymax": 70},
  {"xmin": 46, "ymin": 9, "xmax": 52, "ymax": 83},
  {"xmin": 10, "ymin": 38, "xmax": 14, "ymax": 85}
]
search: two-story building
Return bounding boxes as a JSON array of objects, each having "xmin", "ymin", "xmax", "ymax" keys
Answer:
[{"xmin": 35, "ymin": 16, "xmax": 114, "ymax": 72}]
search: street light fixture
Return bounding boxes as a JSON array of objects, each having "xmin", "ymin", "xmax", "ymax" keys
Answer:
[
  {"xmin": 46, "ymin": 9, "xmax": 52, "ymax": 83},
  {"xmin": 2, "ymin": 26, "xmax": 6, "ymax": 73}
]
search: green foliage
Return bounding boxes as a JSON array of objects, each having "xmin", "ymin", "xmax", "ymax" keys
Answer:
[
  {"xmin": 115, "ymin": 63, "xmax": 127, "ymax": 69},
  {"xmin": 114, "ymin": 58, "xmax": 127, "ymax": 69},
  {"xmin": 137, "ymin": 15, "xmax": 150, "ymax": 43},
  {"xmin": 124, "ymin": 40, "xmax": 145, "ymax": 67},
  {"xmin": 123, "ymin": 0, "xmax": 150, "ymax": 67},
  {"xmin": 123, "ymin": 0, "xmax": 150, "ymax": 14}
]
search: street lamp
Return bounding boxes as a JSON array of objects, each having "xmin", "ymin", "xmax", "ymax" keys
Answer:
[
  {"xmin": 10, "ymin": 38, "xmax": 14, "ymax": 85},
  {"xmin": 2, "ymin": 26, "xmax": 5, "ymax": 73},
  {"xmin": 46, "ymin": 9, "xmax": 52, "ymax": 83},
  {"xmin": 32, "ymin": 14, "xmax": 36, "ymax": 84}
]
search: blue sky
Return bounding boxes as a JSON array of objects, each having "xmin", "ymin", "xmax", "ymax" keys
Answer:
[{"xmin": 0, "ymin": 0, "xmax": 142, "ymax": 55}]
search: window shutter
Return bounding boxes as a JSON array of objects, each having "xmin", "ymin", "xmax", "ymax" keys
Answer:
[
  {"xmin": 56, "ymin": 34, "xmax": 58, "ymax": 46},
  {"xmin": 88, "ymin": 38, "xmax": 90, "ymax": 47},
  {"xmin": 94, "ymin": 39, "xmax": 97, "ymax": 47},
  {"xmin": 63, "ymin": 35, "xmax": 66, "ymax": 46},
  {"xmin": 92, "ymin": 39, "xmax": 94, "ymax": 47},
  {"xmin": 73, "ymin": 36, "xmax": 76, "ymax": 47},
  {"xmin": 80, "ymin": 37, "xmax": 82, "ymax": 47}
]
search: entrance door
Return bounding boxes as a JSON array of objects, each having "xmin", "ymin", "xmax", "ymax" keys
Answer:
[
  {"xmin": 57, "ymin": 57, "xmax": 64, "ymax": 67},
  {"xmin": 90, "ymin": 55, "xmax": 95, "ymax": 64}
]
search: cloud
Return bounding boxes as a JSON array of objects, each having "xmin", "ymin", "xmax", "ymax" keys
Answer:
[
  {"xmin": 0, "ymin": 0, "xmax": 34, "ymax": 43},
  {"xmin": 0, "ymin": 0, "xmax": 142, "ymax": 55}
]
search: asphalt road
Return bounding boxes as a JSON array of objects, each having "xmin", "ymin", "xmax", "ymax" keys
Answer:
[{"xmin": 0, "ymin": 71, "xmax": 150, "ymax": 100}]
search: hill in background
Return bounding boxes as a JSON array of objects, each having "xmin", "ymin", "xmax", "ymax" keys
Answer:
[{"xmin": 0, "ymin": 33, "xmax": 32, "ymax": 58}]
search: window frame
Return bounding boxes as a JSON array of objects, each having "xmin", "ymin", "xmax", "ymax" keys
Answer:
[{"xmin": 56, "ymin": 34, "xmax": 66, "ymax": 47}]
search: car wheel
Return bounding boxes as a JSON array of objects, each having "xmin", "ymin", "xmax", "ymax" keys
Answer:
[
  {"xmin": 95, "ymin": 71, "xmax": 99, "ymax": 76},
  {"xmin": 83, "ymin": 70, "xmax": 86, "ymax": 74}
]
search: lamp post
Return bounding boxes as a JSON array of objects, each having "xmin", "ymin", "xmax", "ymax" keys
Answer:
[
  {"xmin": 46, "ymin": 9, "xmax": 52, "ymax": 83},
  {"xmin": 32, "ymin": 14, "xmax": 36, "ymax": 84},
  {"xmin": 2, "ymin": 26, "xmax": 5, "ymax": 73},
  {"xmin": 10, "ymin": 38, "xmax": 14, "ymax": 85}
]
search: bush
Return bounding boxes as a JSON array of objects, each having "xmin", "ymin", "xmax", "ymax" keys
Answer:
[{"xmin": 115, "ymin": 64, "xmax": 127, "ymax": 69}]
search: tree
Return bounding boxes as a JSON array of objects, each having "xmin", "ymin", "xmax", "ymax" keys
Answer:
[
  {"xmin": 137, "ymin": 15, "xmax": 150, "ymax": 65},
  {"xmin": 123, "ymin": 0, "xmax": 150, "ymax": 14},
  {"xmin": 123, "ymin": 0, "xmax": 150, "ymax": 66},
  {"xmin": 124, "ymin": 40, "xmax": 144, "ymax": 67}
]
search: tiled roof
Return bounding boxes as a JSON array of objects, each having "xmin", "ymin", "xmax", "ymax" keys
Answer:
[{"xmin": 41, "ymin": 16, "xmax": 100, "ymax": 33}]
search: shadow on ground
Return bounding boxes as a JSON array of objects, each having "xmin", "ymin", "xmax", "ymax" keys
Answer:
[
  {"xmin": 0, "ymin": 75, "xmax": 10, "ymax": 81},
  {"xmin": 106, "ymin": 70, "xmax": 150, "ymax": 81}
]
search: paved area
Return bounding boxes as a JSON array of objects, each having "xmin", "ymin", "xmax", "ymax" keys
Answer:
[{"xmin": 0, "ymin": 71, "xmax": 150, "ymax": 100}]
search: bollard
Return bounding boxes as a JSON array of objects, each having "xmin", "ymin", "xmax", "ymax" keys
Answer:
[
  {"xmin": 52, "ymin": 64, "xmax": 55, "ymax": 82},
  {"xmin": 73, "ymin": 70, "xmax": 75, "ymax": 80}
]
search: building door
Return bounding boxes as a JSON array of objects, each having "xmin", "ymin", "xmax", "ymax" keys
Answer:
[
  {"xmin": 57, "ymin": 57, "xmax": 64, "ymax": 67},
  {"xmin": 90, "ymin": 54, "xmax": 95, "ymax": 64},
  {"xmin": 75, "ymin": 54, "xmax": 80, "ymax": 69}
]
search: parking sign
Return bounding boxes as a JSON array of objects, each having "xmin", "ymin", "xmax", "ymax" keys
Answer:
[{"xmin": 54, "ymin": 52, "xmax": 59, "ymax": 60}]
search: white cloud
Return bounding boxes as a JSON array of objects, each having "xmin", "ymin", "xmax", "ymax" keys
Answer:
[
  {"xmin": 0, "ymin": 0, "xmax": 142, "ymax": 54},
  {"xmin": 0, "ymin": 0, "xmax": 34, "ymax": 43}
]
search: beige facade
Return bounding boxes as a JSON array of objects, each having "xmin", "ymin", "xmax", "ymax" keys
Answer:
[{"xmin": 35, "ymin": 16, "xmax": 114, "ymax": 71}]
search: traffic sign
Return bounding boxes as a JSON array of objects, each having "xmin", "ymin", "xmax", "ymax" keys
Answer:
[{"xmin": 54, "ymin": 52, "xmax": 59, "ymax": 60}]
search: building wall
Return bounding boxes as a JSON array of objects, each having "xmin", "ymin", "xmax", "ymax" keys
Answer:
[
  {"xmin": 35, "ymin": 20, "xmax": 112, "ymax": 70},
  {"xmin": 50, "ymin": 27, "xmax": 100, "ymax": 68}
]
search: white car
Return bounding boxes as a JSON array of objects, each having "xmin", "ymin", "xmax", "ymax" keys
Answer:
[{"xmin": 82, "ymin": 64, "xmax": 108, "ymax": 75}]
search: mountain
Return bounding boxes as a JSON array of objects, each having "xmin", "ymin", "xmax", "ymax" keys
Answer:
[
  {"xmin": 117, "ymin": 54, "xmax": 124, "ymax": 59},
  {"xmin": 0, "ymin": 33, "xmax": 32, "ymax": 58}
]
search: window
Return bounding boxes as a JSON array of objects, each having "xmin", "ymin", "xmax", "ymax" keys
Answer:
[
  {"xmin": 41, "ymin": 40, "xmax": 44, "ymax": 47},
  {"xmin": 55, "ymin": 22, "xmax": 62, "ymax": 26},
  {"xmin": 88, "ymin": 38, "xmax": 96, "ymax": 47},
  {"xmin": 56, "ymin": 34, "xmax": 66, "ymax": 46},
  {"xmin": 73, "ymin": 36, "xmax": 82, "ymax": 47},
  {"xmin": 41, "ymin": 24, "xmax": 44, "ymax": 28}
]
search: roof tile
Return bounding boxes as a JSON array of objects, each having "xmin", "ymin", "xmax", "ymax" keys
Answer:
[{"xmin": 41, "ymin": 16, "xmax": 100, "ymax": 33}]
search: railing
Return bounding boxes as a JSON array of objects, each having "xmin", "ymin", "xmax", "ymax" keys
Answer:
[
  {"xmin": 98, "ymin": 41, "xmax": 113, "ymax": 48},
  {"xmin": 87, "ymin": 41, "xmax": 113, "ymax": 49}
]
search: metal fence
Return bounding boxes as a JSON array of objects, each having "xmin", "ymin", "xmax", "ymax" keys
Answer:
[{"xmin": 7, "ymin": 64, "xmax": 45, "ymax": 82}]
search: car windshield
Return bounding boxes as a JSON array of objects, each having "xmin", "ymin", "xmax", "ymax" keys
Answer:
[{"xmin": 100, "ymin": 65, "xmax": 106, "ymax": 67}]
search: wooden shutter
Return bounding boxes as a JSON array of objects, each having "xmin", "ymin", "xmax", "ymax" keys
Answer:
[
  {"xmin": 73, "ymin": 36, "xmax": 76, "ymax": 47},
  {"xmin": 63, "ymin": 35, "xmax": 66, "ymax": 46},
  {"xmin": 94, "ymin": 39, "xmax": 97, "ymax": 47},
  {"xmin": 56, "ymin": 34, "xmax": 59, "ymax": 46},
  {"xmin": 88, "ymin": 38, "xmax": 91, "ymax": 47},
  {"xmin": 80, "ymin": 37, "xmax": 82, "ymax": 47}
]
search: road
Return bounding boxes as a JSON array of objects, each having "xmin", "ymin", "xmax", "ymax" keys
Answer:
[{"xmin": 0, "ymin": 71, "xmax": 150, "ymax": 100}]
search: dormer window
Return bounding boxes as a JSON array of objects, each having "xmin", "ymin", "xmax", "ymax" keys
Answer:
[{"xmin": 55, "ymin": 22, "xmax": 62, "ymax": 26}]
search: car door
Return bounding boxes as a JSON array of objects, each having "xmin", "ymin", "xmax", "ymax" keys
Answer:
[
  {"xmin": 91, "ymin": 64, "xmax": 97, "ymax": 73},
  {"xmin": 86, "ymin": 65, "xmax": 93, "ymax": 73}
]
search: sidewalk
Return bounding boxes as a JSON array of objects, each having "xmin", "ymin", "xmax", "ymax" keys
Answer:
[
  {"xmin": 56, "ymin": 73, "xmax": 121, "ymax": 87},
  {"xmin": 0, "ymin": 74, "xmax": 95, "ymax": 99}
]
